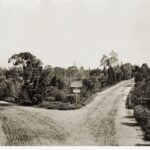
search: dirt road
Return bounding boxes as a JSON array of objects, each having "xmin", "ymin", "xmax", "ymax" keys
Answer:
[{"xmin": 0, "ymin": 79, "xmax": 149, "ymax": 146}]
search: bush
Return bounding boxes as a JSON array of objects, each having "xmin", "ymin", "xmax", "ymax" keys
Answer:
[
  {"xmin": 145, "ymin": 129, "xmax": 150, "ymax": 141},
  {"xmin": 45, "ymin": 96, "xmax": 55, "ymax": 102},
  {"xmin": 38, "ymin": 101, "xmax": 82, "ymax": 110},
  {"xmin": 0, "ymin": 87, "xmax": 7, "ymax": 98},
  {"xmin": 135, "ymin": 72, "xmax": 143, "ymax": 83},
  {"xmin": 45, "ymin": 87, "xmax": 66, "ymax": 102},
  {"xmin": 144, "ymin": 120, "xmax": 150, "ymax": 141},
  {"xmin": 55, "ymin": 90, "xmax": 66, "ymax": 101},
  {"xmin": 5, "ymin": 97, "xmax": 15, "ymax": 102},
  {"xmin": 134, "ymin": 105, "xmax": 150, "ymax": 128},
  {"xmin": 80, "ymin": 88, "xmax": 87, "ymax": 97},
  {"xmin": 6, "ymin": 79, "xmax": 22, "ymax": 102},
  {"xmin": 66, "ymin": 94, "xmax": 80, "ymax": 104},
  {"xmin": 125, "ymin": 88, "xmax": 135, "ymax": 109},
  {"xmin": 47, "ymin": 102, "xmax": 81, "ymax": 110},
  {"xmin": 134, "ymin": 105, "xmax": 145, "ymax": 124},
  {"xmin": 126, "ymin": 95, "xmax": 132, "ymax": 109},
  {"xmin": 143, "ymin": 120, "xmax": 150, "ymax": 132},
  {"xmin": 83, "ymin": 77, "xmax": 96, "ymax": 90}
]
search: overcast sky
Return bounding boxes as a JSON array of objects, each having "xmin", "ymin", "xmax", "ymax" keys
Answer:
[{"xmin": 0, "ymin": 0, "xmax": 150, "ymax": 69}]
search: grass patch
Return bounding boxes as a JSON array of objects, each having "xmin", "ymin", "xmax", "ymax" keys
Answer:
[
  {"xmin": 37, "ymin": 84, "xmax": 116, "ymax": 110},
  {"xmin": 37, "ymin": 101, "xmax": 82, "ymax": 110}
]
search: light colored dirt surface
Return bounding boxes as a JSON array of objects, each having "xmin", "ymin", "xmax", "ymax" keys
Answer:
[
  {"xmin": 116, "ymin": 87, "xmax": 150, "ymax": 146},
  {"xmin": 0, "ymin": 79, "xmax": 149, "ymax": 146}
]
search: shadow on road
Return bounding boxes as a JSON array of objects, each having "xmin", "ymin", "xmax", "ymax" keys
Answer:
[
  {"xmin": 0, "ymin": 103, "xmax": 13, "ymax": 107},
  {"xmin": 121, "ymin": 122, "xmax": 139, "ymax": 127},
  {"xmin": 135, "ymin": 144, "xmax": 150, "ymax": 146},
  {"xmin": 123, "ymin": 116, "xmax": 135, "ymax": 119}
]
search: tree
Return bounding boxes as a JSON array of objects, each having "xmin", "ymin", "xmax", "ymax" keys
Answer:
[
  {"xmin": 8, "ymin": 52, "xmax": 43, "ymax": 105},
  {"xmin": 100, "ymin": 54, "xmax": 109, "ymax": 68},
  {"xmin": 53, "ymin": 67, "xmax": 66, "ymax": 77},
  {"xmin": 134, "ymin": 71, "xmax": 143, "ymax": 83},
  {"xmin": 141, "ymin": 63, "xmax": 150, "ymax": 81},
  {"xmin": 0, "ymin": 68, "xmax": 7, "ymax": 98},
  {"xmin": 100, "ymin": 51, "xmax": 119, "ymax": 68},
  {"xmin": 100, "ymin": 51, "xmax": 120, "ymax": 85},
  {"xmin": 109, "ymin": 50, "xmax": 119, "ymax": 67},
  {"xmin": 41, "ymin": 66, "xmax": 54, "ymax": 87},
  {"xmin": 66, "ymin": 66, "xmax": 78, "ymax": 82},
  {"xmin": 107, "ymin": 66, "xmax": 115, "ymax": 84},
  {"xmin": 83, "ymin": 77, "xmax": 96, "ymax": 90},
  {"xmin": 103, "ymin": 67, "xmax": 107, "ymax": 76},
  {"xmin": 121, "ymin": 63, "xmax": 133, "ymax": 80},
  {"xmin": 114, "ymin": 65, "xmax": 123, "ymax": 82},
  {"xmin": 89, "ymin": 68, "xmax": 102, "ymax": 76},
  {"xmin": 44, "ymin": 65, "xmax": 53, "ymax": 76},
  {"xmin": 75, "ymin": 66, "xmax": 88, "ymax": 80}
]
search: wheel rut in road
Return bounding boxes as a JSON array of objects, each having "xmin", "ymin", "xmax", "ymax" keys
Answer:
[
  {"xmin": 0, "ymin": 80, "xmax": 142, "ymax": 146},
  {"xmin": 0, "ymin": 106, "xmax": 68, "ymax": 146}
]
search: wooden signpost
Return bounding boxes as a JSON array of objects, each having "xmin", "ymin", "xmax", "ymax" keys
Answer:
[{"xmin": 70, "ymin": 81, "xmax": 82, "ymax": 103}]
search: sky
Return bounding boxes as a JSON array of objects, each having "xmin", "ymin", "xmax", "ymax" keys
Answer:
[{"xmin": 0, "ymin": 0, "xmax": 150, "ymax": 69}]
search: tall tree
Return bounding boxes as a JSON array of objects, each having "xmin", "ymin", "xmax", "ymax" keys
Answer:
[
  {"xmin": 100, "ymin": 51, "xmax": 119, "ymax": 68},
  {"xmin": 53, "ymin": 67, "xmax": 66, "ymax": 77},
  {"xmin": 100, "ymin": 54, "xmax": 109, "ymax": 68},
  {"xmin": 141, "ymin": 63, "xmax": 150, "ymax": 80},
  {"xmin": 121, "ymin": 63, "xmax": 133, "ymax": 80},
  {"xmin": 76, "ymin": 66, "xmax": 88, "ymax": 80},
  {"xmin": 109, "ymin": 50, "xmax": 119, "ymax": 67},
  {"xmin": 66, "ymin": 66, "xmax": 78, "ymax": 82},
  {"xmin": 8, "ymin": 52, "xmax": 43, "ymax": 105},
  {"xmin": 107, "ymin": 66, "xmax": 115, "ymax": 84}
]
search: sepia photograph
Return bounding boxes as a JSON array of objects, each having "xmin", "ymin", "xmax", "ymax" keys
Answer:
[{"xmin": 0, "ymin": 0, "xmax": 150, "ymax": 148}]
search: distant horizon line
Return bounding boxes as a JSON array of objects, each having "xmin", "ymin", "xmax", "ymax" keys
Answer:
[{"xmin": 0, "ymin": 62, "xmax": 145, "ymax": 70}]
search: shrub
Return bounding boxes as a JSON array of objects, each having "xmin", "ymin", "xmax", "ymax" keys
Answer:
[
  {"xmin": 125, "ymin": 88, "xmax": 135, "ymax": 109},
  {"xmin": 80, "ymin": 88, "xmax": 87, "ymax": 97},
  {"xmin": 143, "ymin": 120, "xmax": 150, "ymax": 132},
  {"xmin": 66, "ymin": 94, "xmax": 80, "ymax": 104},
  {"xmin": 134, "ymin": 105, "xmax": 150, "ymax": 127},
  {"xmin": 45, "ymin": 96, "xmax": 55, "ymax": 102},
  {"xmin": 145, "ymin": 129, "xmax": 150, "ymax": 141},
  {"xmin": 5, "ymin": 97, "xmax": 15, "ymax": 102},
  {"xmin": 134, "ymin": 72, "xmax": 143, "ymax": 83},
  {"xmin": 82, "ymin": 77, "xmax": 96, "ymax": 90},
  {"xmin": 45, "ymin": 87, "xmax": 66, "ymax": 102},
  {"xmin": 143, "ymin": 118, "xmax": 150, "ymax": 141},
  {"xmin": 0, "ymin": 87, "xmax": 7, "ymax": 98},
  {"xmin": 6, "ymin": 80, "xmax": 22, "ymax": 101},
  {"xmin": 38, "ymin": 101, "xmax": 82, "ymax": 110},
  {"xmin": 126, "ymin": 95, "xmax": 132, "ymax": 109},
  {"xmin": 47, "ymin": 101, "xmax": 81, "ymax": 110},
  {"xmin": 55, "ymin": 90, "xmax": 66, "ymax": 101}
]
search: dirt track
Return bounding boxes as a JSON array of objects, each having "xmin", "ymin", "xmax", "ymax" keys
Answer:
[{"xmin": 0, "ymin": 79, "xmax": 149, "ymax": 146}]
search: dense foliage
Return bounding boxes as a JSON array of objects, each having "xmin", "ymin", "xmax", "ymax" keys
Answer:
[
  {"xmin": 126, "ymin": 63, "xmax": 150, "ymax": 140},
  {"xmin": 0, "ymin": 51, "xmax": 133, "ymax": 108}
]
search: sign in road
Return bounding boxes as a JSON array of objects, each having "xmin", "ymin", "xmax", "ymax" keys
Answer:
[
  {"xmin": 73, "ymin": 89, "xmax": 81, "ymax": 94},
  {"xmin": 71, "ymin": 81, "xmax": 82, "ymax": 88},
  {"xmin": 70, "ymin": 80, "xmax": 82, "ymax": 103}
]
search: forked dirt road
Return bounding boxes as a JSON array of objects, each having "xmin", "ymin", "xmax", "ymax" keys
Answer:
[{"xmin": 0, "ymin": 79, "xmax": 149, "ymax": 146}]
